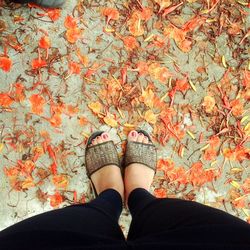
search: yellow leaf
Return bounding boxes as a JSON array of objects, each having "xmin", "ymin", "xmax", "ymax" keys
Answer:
[
  {"xmin": 52, "ymin": 175, "xmax": 69, "ymax": 189},
  {"xmin": 144, "ymin": 34, "xmax": 154, "ymax": 42},
  {"xmin": 244, "ymin": 122, "xmax": 250, "ymax": 136},
  {"xmin": 103, "ymin": 114, "xmax": 118, "ymax": 127},
  {"xmin": 241, "ymin": 115, "xmax": 249, "ymax": 124},
  {"xmin": 141, "ymin": 88, "xmax": 155, "ymax": 109},
  {"xmin": 88, "ymin": 102, "xmax": 102, "ymax": 114},
  {"xmin": 230, "ymin": 180, "xmax": 241, "ymax": 189},
  {"xmin": 222, "ymin": 55, "xmax": 227, "ymax": 68},
  {"xmin": 81, "ymin": 132, "xmax": 90, "ymax": 138},
  {"xmin": 22, "ymin": 177, "xmax": 35, "ymax": 189},
  {"xmin": 103, "ymin": 27, "xmax": 115, "ymax": 33},
  {"xmin": 117, "ymin": 107, "xmax": 125, "ymax": 119},
  {"xmin": 187, "ymin": 130, "xmax": 195, "ymax": 140},
  {"xmin": 0, "ymin": 143, "xmax": 4, "ymax": 153},
  {"xmin": 189, "ymin": 79, "xmax": 197, "ymax": 92},
  {"xmin": 144, "ymin": 110, "xmax": 157, "ymax": 124},
  {"xmin": 123, "ymin": 123, "xmax": 135, "ymax": 128},
  {"xmin": 237, "ymin": 0, "xmax": 248, "ymax": 6},
  {"xmin": 200, "ymin": 144, "xmax": 209, "ymax": 151}
]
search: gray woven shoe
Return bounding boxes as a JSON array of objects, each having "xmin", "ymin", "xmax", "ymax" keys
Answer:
[
  {"xmin": 12, "ymin": 0, "xmax": 65, "ymax": 8},
  {"xmin": 124, "ymin": 130, "xmax": 157, "ymax": 173},
  {"xmin": 85, "ymin": 131, "xmax": 120, "ymax": 197}
]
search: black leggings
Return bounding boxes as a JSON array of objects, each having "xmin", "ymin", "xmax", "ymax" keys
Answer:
[{"xmin": 0, "ymin": 188, "xmax": 250, "ymax": 249}]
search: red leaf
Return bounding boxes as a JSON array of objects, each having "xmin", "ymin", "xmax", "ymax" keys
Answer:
[
  {"xmin": 0, "ymin": 56, "xmax": 12, "ymax": 72},
  {"xmin": 32, "ymin": 58, "xmax": 47, "ymax": 69},
  {"xmin": 39, "ymin": 36, "xmax": 51, "ymax": 49}
]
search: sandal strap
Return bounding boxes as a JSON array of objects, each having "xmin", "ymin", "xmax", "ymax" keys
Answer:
[
  {"xmin": 124, "ymin": 141, "xmax": 157, "ymax": 172},
  {"xmin": 85, "ymin": 141, "xmax": 120, "ymax": 178}
]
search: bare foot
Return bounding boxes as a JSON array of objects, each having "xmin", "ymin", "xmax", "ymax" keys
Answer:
[
  {"xmin": 124, "ymin": 130, "xmax": 155, "ymax": 206},
  {"xmin": 89, "ymin": 132, "xmax": 124, "ymax": 201}
]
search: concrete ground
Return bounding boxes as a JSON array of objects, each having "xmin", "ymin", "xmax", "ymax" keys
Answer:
[{"xmin": 0, "ymin": 0, "xmax": 249, "ymax": 237}]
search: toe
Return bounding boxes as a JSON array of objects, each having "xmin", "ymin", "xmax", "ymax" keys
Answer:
[
  {"xmin": 128, "ymin": 130, "xmax": 138, "ymax": 141},
  {"xmin": 96, "ymin": 136, "xmax": 103, "ymax": 144},
  {"xmin": 142, "ymin": 136, "xmax": 149, "ymax": 144},
  {"xmin": 137, "ymin": 133, "xmax": 144, "ymax": 143},
  {"xmin": 92, "ymin": 138, "xmax": 97, "ymax": 145},
  {"xmin": 101, "ymin": 132, "xmax": 109, "ymax": 141}
]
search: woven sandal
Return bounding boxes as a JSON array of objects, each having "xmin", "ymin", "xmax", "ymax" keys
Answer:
[
  {"xmin": 11, "ymin": 0, "xmax": 65, "ymax": 8},
  {"xmin": 85, "ymin": 131, "xmax": 120, "ymax": 197},
  {"xmin": 124, "ymin": 130, "xmax": 157, "ymax": 173}
]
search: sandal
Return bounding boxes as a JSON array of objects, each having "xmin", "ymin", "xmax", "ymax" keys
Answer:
[
  {"xmin": 85, "ymin": 131, "xmax": 120, "ymax": 197},
  {"xmin": 124, "ymin": 130, "xmax": 157, "ymax": 173}
]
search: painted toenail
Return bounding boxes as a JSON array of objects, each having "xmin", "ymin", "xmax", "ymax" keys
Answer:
[
  {"xmin": 103, "ymin": 134, "xmax": 108, "ymax": 139},
  {"xmin": 131, "ymin": 131, "xmax": 136, "ymax": 137}
]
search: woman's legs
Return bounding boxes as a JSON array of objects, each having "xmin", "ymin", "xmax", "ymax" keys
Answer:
[
  {"xmin": 124, "ymin": 130, "xmax": 250, "ymax": 247},
  {"xmin": 0, "ymin": 189, "xmax": 125, "ymax": 248},
  {"xmin": 0, "ymin": 132, "xmax": 126, "ymax": 249},
  {"xmin": 127, "ymin": 188, "xmax": 250, "ymax": 246}
]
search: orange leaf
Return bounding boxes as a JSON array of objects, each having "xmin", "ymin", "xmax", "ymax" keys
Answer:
[
  {"xmin": 202, "ymin": 96, "xmax": 215, "ymax": 113},
  {"xmin": 64, "ymin": 15, "xmax": 77, "ymax": 29},
  {"xmin": 208, "ymin": 135, "xmax": 220, "ymax": 148},
  {"xmin": 103, "ymin": 113, "xmax": 118, "ymax": 127},
  {"xmin": 65, "ymin": 28, "xmax": 82, "ymax": 44},
  {"xmin": 88, "ymin": 101, "xmax": 102, "ymax": 114},
  {"xmin": 69, "ymin": 61, "xmax": 82, "ymax": 74},
  {"xmin": 50, "ymin": 162, "xmax": 57, "ymax": 175},
  {"xmin": 0, "ymin": 56, "xmax": 12, "ymax": 72},
  {"xmin": 47, "ymin": 9, "xmax": 61, "ymax": 21},
  {"xmin": 230, "ymin": 99, "xmax": 244, "ymax": 117},
  {"xmin": 140, "ymin": 8, "xmax": 152, "ymax": 21},
  {"xmin": 0, "ymin": 93, "xmax": 14, "ymax": 107},
  {"xmin": 39, "ymin": 36, "xmax": 51, "ymax": 49},
  {"xmin": 144, "ymin": 110, "xmax": 158, "ymax": 124},
  {"xmin": 102, "ymin": 8, "xmax": 119, "ymax": 24},
  {"xmin": 79, "ymin": 116, "xmax": 88, "ymax": 126},
  {"xmin": 175, "ymin": 77, "xmax": 190, "ymax": 92},
  {"xmin": 182, "ymin": 16, "xmax": 206, "ymax": 33},
  {"xmin": 122, "ymin": 36, "xmax": 139, "ymax": 50},
  {"xmin": 52, "ymin": 175, "xmax": 69, "ymax": 189},
  {"xmin": 223, "ymin": 148, "xmax": 235, "ymax": 160},
  {"xmin": 203, "ymin": 147, "xmax": 217, "ymax": 161},
  {"xmin": 50, "ymin": 113, "xmax": 62, "ymax": 127},
  {"xmin": 49, "ymin": 191, "xmax": 64, "ymax": 208},
  {"xmin": 29, "ymin": 94, "xmax": 45, "ymax": 114},
  {"xmin": 177, "ymin": 39, "xmax": 192, "ymax": 52},
  {"xmin": 136, "ymin": 61, "xmax": 149, "ymax": 76},
  {"xmin": 129, "ymin": 19, "xmax": 144, "ymax": 36},
  {"xmin": 154, "ymin": 188, "xmax": 167, "ymax": 198},
  {"xmin": 13, "ymin": 83, "xmax": 25, "ymax": 102},
  {"xmin": 76, "ymin": 49, "xmax": 89, "ymax": 67},
  {"xmin": 154, "ymin": 0, "xmax": 172, "ymax": 12},
  {"xmin": 22, "ymin": 177, "xmax": 35, "ymax": 189}
]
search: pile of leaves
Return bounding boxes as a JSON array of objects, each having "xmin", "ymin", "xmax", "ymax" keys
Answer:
[{"xmin": 0, "ymin": 0, "xmax": 249, "ymax": 223}]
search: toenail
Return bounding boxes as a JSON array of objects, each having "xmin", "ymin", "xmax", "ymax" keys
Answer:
[
  {"xmin": 102, "ymin": 133, "xmax": 108, "ymax": 139},
  {"xmin": 131, "ymin": 131, "xmax": 136, "ymax": 137}
]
